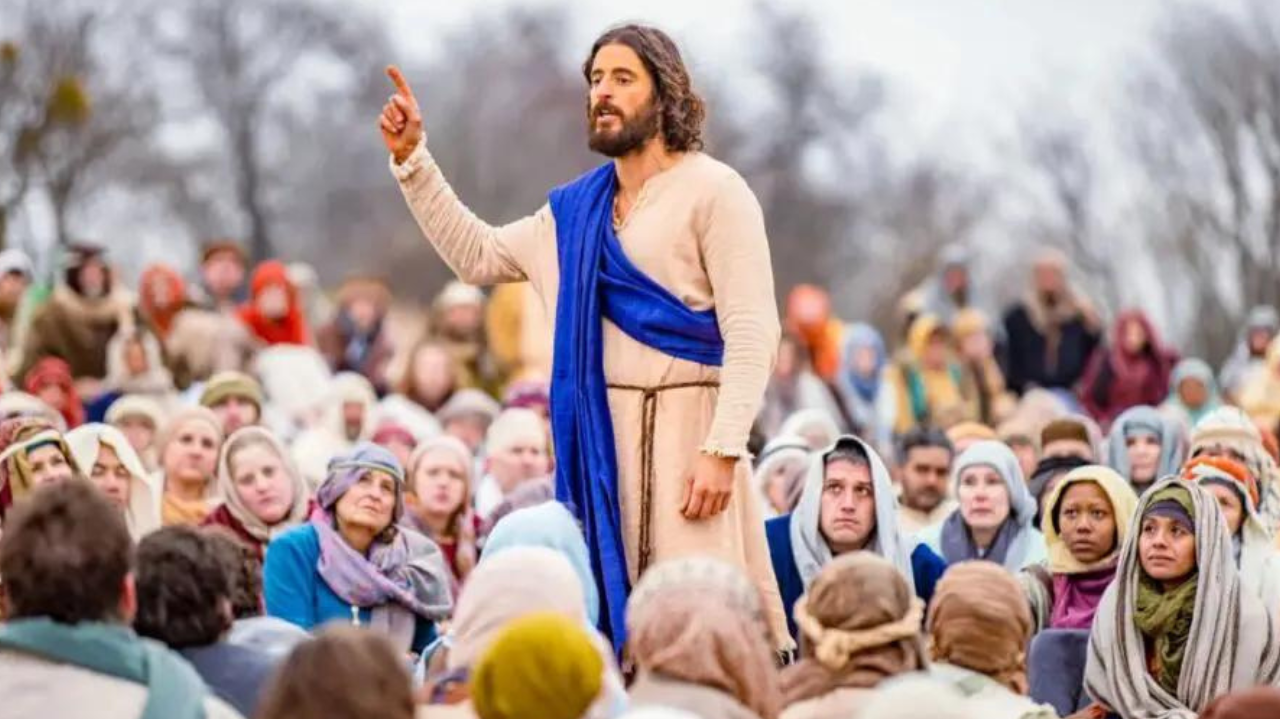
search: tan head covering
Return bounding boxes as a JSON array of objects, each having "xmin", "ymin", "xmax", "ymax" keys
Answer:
[
  {"xmin": 626, "ymin": 557, "xmax": 782, "ymax": 719},
  {"xmin": 927, "ymin": 561, "xmax": 1033, "ymax": 694},
  {"xmin": 783, "ymin": 553, "xmax": 926, "ymax": 707},
  {"xmin": 156, "ymin": 405, "xmax": 224, "ymax": 507},
  {"xmin": 446, "ymin": 547, "xmax": 587, "ymax": 670},
  {"xmin": 215, "ymin": 426, "xmax": 311, "ymax": 542},
  {"xmin": 65, "ymin": 423, "xmax": 161, "ymax": 541}
]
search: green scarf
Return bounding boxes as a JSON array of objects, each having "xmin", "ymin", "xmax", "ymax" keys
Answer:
[
  {"xmin": 1133, "ymin": 485, "xmax": 1199, "ymax": 696},
  {"xmin": 0, "ymin": 618, "xmax": 208, "ymax": 719}
]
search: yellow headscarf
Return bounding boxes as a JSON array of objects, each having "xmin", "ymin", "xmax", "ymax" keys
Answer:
[
  {"xmin": 1040, "ymin": 465, "xmax": 1139, "ymax": 574},
  {"xmin": 470, "ymin": 613, "xmax": 603, "ymax": 719}
]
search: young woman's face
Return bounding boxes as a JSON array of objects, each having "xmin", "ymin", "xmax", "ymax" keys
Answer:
[
  {"xmin": 230, "ymin": 442, "xmax": 296, "ymax": 526},
  {"xmin": 88, "ymin": 443, "xmax": 132, "ymax": 509},
  {"xmin": 1204, "ymin": 483, "xmax": 1245, "ymax": 536},
  {"xmin": 412, "ymin": 449, "xmax": 468, "ymax": 518},
  {"xmin": 957, "ymin": 465, "xmax": 1011, "ymax": 532},
  {"xmin": 26, "ymin": 444, "xmax": 74, "ymax": 488},
  {"xmin": 1138, "ymin": 515, "xmax": 1197, "ymax": 585},
  {"xmin": 1056, "ymin": 481, "xmax": 1117, "ymax": 565},
  {"xmin": 1125, "ymin": 433, "xmax": 1162, "ymax": 484},
  {"xmin": 1177, "ymin": 377, "xmax": 1209, "ymax": 409},
  {"xmin": 117, "ymin": 416, "xmax": 156, "ymax": 455}
]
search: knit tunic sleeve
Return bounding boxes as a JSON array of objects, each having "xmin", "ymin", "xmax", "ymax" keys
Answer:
[{"xmin": 391, "ymin": 140, "xmax": 554, "ymax": 288}]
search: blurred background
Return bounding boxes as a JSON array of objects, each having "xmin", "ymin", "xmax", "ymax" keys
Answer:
[{"xmin": 1, "ymin": 0, "xmax": 1277, "ymax": 363}]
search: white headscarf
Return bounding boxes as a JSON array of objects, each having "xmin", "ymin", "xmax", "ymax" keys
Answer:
[
  {"xmin": 1085, "ymin": 478, "xmax": 1280, "ymax": 718},
  {"xmin": 65, "ymin": 423, "xmax": 161, "ymax": 540},
  {"xmin": 790, "ymin": 435, "xmax": 917, "ymax": 594}
]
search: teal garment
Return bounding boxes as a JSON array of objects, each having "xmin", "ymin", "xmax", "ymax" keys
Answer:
[{"xmin": 0, "ymin": 618, "xmax": 208, "ymax": 719}]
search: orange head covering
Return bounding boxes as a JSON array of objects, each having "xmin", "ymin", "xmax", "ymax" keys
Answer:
[
  {"xmin": 785, "ymin": 285, "xmax": 842, "ymax": 379},
  {"xmin": 1181, "ymin": 455, "xmax": 1260, "ymax": 511},
  {"xmin": 139, "ymin": 263, "xmax": 187, "ymax": 338},
  {"xmin": 237, "ymin": 260, "xmax": 310, "ymax": 346},
  {"xmin": 22, "ymin": 357, "xmax": 84, "ymax": 429}
]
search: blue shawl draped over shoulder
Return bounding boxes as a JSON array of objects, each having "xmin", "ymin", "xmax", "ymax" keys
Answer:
[{"xmin": 548, "ymin": 162, "xmax": 724, "ymax": 650}]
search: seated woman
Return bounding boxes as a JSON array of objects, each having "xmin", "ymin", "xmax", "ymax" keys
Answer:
[
  {"xmin": 1104, "ymin": 405, "xmax": 1184, "ymax": 495},
  {"xmin": 926, "ymin": 561, "xmax": 1057, "ymax": 719},
  {"xmin": 263, "ymin": 443, "xmax": 453, "ymax": 656},
  {"xmin": 1180, "ymin": 456, "xmax": 1280, "ymax": 611},
  {"xmin": 204, "ymin": 426, "xmax": 311, "ymax": 559},
  {"xmin": 754, "ymin": 436, "xmax": 811, "ymax": 518},
  {"xmin": 1022, "ymin": 465, "xmax": 1139, "ymax": 632},
  {"xmin": 65, "ymin": 423, "xmax": 162, "ymax": 541},
  {"xmin": 627, "ymin": 557, "xmax": 782, "ymax": 719},
  {"xmin": 0, "ymin": 417, "xmax": 79, "ymax": 525},
  {"xmin": 918, "ymin": 441, "xmax": 1047, "ymax": 571},
  {"xmin": 402, "ymin": 436, "xmax": 478, "ymax": 586},
  {"xmin": 1084, "ymin": 481, "xmax": 1280, "ymax": 718},
  {"xmin": 154, "ymin": 407, "xmax": 223, "ymax": 526},
  {"xmin": 1020, "ymin": 465, "xmax": 1138, "ymax": 717},
  {"xmin": 780, "ymin": 553, "xmax": 926, "ymax": 719}
]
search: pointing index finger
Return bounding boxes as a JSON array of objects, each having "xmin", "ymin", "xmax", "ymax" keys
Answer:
[{"xmin": 386, "ymin": 65, "xmax": 415, "ymax": 100}]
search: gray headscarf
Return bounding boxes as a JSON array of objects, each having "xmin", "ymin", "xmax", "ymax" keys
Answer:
[
  {"xmin": 938, "ymin": 441, "xmax": 1039, "ymax": 571},
  {"xmin": 1105, "ymin": 406, "xmax": 1186, "ymax": 489},
  {"xmin": 1085, "ymin": 478, "xmax": 1280, "ymax": 718},
  {"xmin": 790, "ymin": 435, "xmax": 917, "ymax": 594}
]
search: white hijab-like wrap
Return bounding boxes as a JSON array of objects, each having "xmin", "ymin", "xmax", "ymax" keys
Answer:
[
  {"xmin": 65, "ymin": 423, "xmax": 162, "ymax": 541},
  {"xmin": 790, "ymin": 435, "xmax": 917, "ymax": 594},
  {"xmin": 1084, "ymin": 477, "xmax": 1280, "ymax": 719}
]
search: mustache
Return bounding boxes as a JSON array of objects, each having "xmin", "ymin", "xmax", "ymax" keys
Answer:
[{"xmin": 592, "ymin": 102, "xmax": 624, "ymax": 119}]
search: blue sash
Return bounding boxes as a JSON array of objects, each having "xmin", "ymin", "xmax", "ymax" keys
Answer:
[{"xmin": 548, "ymin": 163, "xmax": 724, "ymax": 649}]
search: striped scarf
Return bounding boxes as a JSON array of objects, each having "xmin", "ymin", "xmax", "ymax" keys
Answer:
[{"xmin": 1084, "ymin": 478, "xmax": 1280, "ymax": 718}]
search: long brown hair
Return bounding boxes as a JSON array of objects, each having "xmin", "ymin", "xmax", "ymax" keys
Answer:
[{"xmin": 583, "ymin": 24, "xmax": 706, "ymax": 153}]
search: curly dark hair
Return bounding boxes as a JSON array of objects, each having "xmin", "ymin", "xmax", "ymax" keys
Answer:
[
  {"xmin": 0, "ymin": 479, "xmax": 133, "ymax": 624},
  {"xmin": 203, "ymin": 526, "xmax": 265, "ymax": 619},
  {"xmin": 134, "ymin": 526, "xmax": 234, "ymax": 649},
  {"xmin": 583, "ymin": 24, "xmax": 706, "ymax": 153}
]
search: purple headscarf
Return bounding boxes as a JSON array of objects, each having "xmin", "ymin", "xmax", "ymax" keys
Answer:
[{"xmin": 310, "ymin": 442, "xmax": 453, "ymax": 651}]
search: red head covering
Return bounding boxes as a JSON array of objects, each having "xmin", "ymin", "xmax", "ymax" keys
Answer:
[
  {"xmin": 237, "ymin": 260, "xmax": 310, "ymax": 346},
  {"xmin": 139, "ymin": 263, "xmax": 187, "ymax": 339},
  {"xmin": 22, "ymin": 357, "xmax": 84, "ymax": 429}
]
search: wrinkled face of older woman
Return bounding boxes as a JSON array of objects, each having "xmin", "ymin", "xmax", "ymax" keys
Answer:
[{"xmin": 335, "ymin": 469, "xmax": 397, "ymax": 535}]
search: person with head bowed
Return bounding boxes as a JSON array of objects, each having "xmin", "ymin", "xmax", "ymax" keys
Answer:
[
  {"xmin": 154, "ymin": 406, "xmax": 224, "ymax": 526},
  {"xmin": 1104, "ymin": 406, "xmax": 1185, "ymax": 495},
  {"xmin": 626, "ymin": 557, "xmax": 782, "ymax": 719},
  {"xmin": 780, "ymin": 553, "xmax": 927, "ymax": 719},
  {"xmin": 766, "ymin": 435, "xmax": 947, "ymax": 643},
  {"xmin": 917, "ymin": 441, "xmax": 1047, "ymax": 572},
  {"xmin": 469, "ymin": 613, "xmax": 624, "ymax": 719},
  {"xmin": 262, "ymin": 442, "xmax": 452, "ymax": 656},
  {"xmin": 202, "ymin": 426, "xmax": 311, "ymax": 559},
  {"xmin": 1083, "ymin": 480, "xmax": 1280, "ymax": 718},
  {"xmin": 403, "ymin": 435, "xmax": 479, "ymax": 586},
  {"xmin": 925, "ymin": 561, "xmax": 1057, "ymax": 719},
  {"xmin": 1179, "ymin": 456, "xmax": 1280, "ymax": 611},
  {"xmin": 66, "ymin": 423, "xmax": 162, "ymax": 542},
  {"xmin": 256, "ymin": 625, "xmax": 415, "ymax": 719},
  {"xmin": 418, "ymin": 547, "xmax": 616, "ymax": 716},
  {"xmin": 1020, "ymin": 465, "xmax": 1138, "ymax": 716}
]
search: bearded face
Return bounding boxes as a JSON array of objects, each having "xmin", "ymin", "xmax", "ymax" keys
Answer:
[{"xmin": 586, "ymin": 43, "xmax": 662, "ymax": 158}]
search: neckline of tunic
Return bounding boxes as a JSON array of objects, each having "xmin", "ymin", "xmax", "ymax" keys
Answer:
[{"xmin": 612, "ymin": 151, "xmax": 699, "ymax": 232}]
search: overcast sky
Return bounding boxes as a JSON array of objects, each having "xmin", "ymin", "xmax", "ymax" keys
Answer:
[{"xmin": 389, "ymin": 0, "xmax": 1197, "ymax": 162}]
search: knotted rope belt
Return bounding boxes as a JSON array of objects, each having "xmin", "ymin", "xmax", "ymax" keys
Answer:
[{"xmin": 606, "ymin": 380, "xmax": 720, "ymax": 574}]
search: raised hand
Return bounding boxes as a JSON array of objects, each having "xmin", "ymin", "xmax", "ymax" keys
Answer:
[{"xmin": 380, "ymin": 65, "xmax": 424, "ymax": 164}]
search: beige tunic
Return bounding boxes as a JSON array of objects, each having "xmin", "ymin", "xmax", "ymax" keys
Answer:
[{"xmin": 392, "ymin": 140, "xmax": 789, "ymax": 646}]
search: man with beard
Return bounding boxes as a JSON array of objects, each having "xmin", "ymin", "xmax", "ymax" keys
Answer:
[
  {"xmin": 895, "ymin": 427, "xmax": 957, "ymax": 535},
  {"xmin": 381, "ymin": 24, "xmax": 787, "ymax": 650},
  {"xmin": 1001, "ymin": 249, "xmax": 1102, "ymax": 395}
]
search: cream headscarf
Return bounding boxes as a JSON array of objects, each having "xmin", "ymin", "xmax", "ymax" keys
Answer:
[
  {"xmin": 215, "ymin": 426, "xmax": 310, "ymax": 542},
  {"xmin": 1085, "ymin": 478, "xmax": 1280, "ymax": 718},
  {"xmin": 65, "ymin": 423, "xmax": 162, "ymax": 541},
  {"xmin": 1040, "ymin": 465, "xmax": 1139, "ymax": 575}
]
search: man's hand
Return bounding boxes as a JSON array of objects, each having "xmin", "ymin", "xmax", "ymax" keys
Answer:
[
  {"xmin": 380, "ymin": 65, "xmax": 424, "ymax": 164},
  {"xmin": 681, "ymin": 453, "xmax": 737, "ymax": 520}
]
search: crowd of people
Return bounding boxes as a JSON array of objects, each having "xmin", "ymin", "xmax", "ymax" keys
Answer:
[
  {"xmin": 6, "ymin": 20, "xmax": 1280, "ymax": 718},
  {"xmin": 0, "ymin": 232, "xmax": 1276, "ymax": 719}
]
